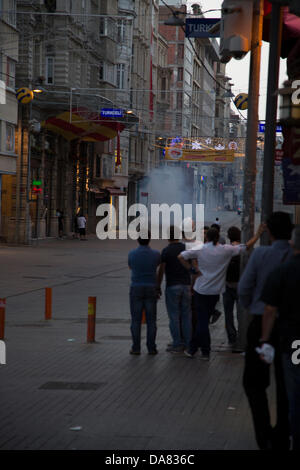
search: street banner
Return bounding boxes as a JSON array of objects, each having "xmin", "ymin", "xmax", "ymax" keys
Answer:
[{"xmin": 165, "ymin": 148, "xmax": 235, "ymax": 163}]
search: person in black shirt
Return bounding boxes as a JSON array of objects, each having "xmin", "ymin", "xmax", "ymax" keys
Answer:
[
  {"xmin": 260, "ymin": 226, "xmax": 300, "ymax": 450},
  {"xmin": 222, "ymin": 226, "xmax": 243, "ymax": 350},
  {"xmin": 157, "ymin": 225, "xmax": 192, "ymax": 353}
]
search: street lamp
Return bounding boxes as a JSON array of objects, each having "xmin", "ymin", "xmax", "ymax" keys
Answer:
[{"xmin": 164, "ymin": 11, "xmax": 185, "ymax": 27}]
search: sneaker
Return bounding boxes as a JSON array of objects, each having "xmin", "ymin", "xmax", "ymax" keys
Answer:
[
  {"xmin": 184, "ymin": 350, "xmax": 194, "ymax": 358},
  {"xmin": 210, "ymin": 309, "xmax": 222, "ymax": 324},
  {"xmin": 168, "ymin": 347, "xmax": 184, "ymax": 354},
  {"xmin": 130, "ymin": 349, "xmax": 141, "ymax": 355},
  {"xmin": 148, "ymin": 350, "xmax": 158, "ymax": 355},
  {"xmin": 200, "ymin": 354, "xmax": 210, "ymax": 361}
]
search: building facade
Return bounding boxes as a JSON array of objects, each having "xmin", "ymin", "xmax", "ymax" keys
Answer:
[{"xmin": 0, "ymin": 0, "xmax": 18, "ymax": 241}]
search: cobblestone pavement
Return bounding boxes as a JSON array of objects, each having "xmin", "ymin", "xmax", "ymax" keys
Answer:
[{"xmin": 0, "ymin": 233, "xmax": 277, "ymax": 450}]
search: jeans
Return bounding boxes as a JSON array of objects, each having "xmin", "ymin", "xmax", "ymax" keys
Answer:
[
  {"xmin": 222, "ymin": 285, "xmax": 243, "ymax": 344},
  {"xmin": 243, "ymin": 316, "xmax": 290, "ymax": 449},
  {"xmin": 130, "ymin": 285, "xmax": 157, "ymax": 352},
  {"xmin": 190, "ymin": 293, "xmax": 219, "ymax": 356},
  {"xmin": 282, "ymin": 353, "xmax": 300, "ymax": 450},
  {"xmin": 165, "ymin": 285, "xmax": 192, "ymax": 349}
]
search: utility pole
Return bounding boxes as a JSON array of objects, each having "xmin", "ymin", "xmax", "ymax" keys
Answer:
[
  {"xmin": 241, "ymin": 0, "xmax": 264, "ymax": 244},
  {"xmin": 260, "ymin": 4, "xmax": 283, "ymax": 244},
  {"xmin": 238, "ymin": 0, "xmax": 264, "ymax": 351}
]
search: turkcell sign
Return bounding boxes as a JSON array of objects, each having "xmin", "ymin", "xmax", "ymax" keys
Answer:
[
  {"xmin": 101, "ymin": 108, "xmax": 123, "ymax": 118},
  {"xmin": 185, "ymin": 18, "xmax": 220, "ymax": 38},
  {"xmin": 258, "ymin": 123, "xmax": 282, "ymax": 133}
]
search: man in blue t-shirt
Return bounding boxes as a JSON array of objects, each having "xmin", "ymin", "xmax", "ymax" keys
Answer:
[
  {"xmin": 157, "ymin": 226, "xmax": 192, "ymax": 353},
  {"xmin": 128, "ymin": 234, "xmax": 161, "ymax": 355}
]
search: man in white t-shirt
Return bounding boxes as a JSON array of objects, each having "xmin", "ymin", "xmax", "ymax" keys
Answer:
[
  {"xmin": 178, "ymin": 225, "xmax": 264, "ymax": 360},
  {"xmin": 77, "ymin": 214, "xmax": 87, "ymax": 240}
]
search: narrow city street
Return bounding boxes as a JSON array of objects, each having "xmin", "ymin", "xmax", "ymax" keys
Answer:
[{"xmin": 0, "ymin": 213, "xmax": 275, "ymax": 450}]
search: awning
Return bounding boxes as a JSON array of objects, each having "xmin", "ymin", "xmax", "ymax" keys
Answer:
[
  {"xmin": 42, "ymin": 107, "xmax": 126, "ymax": 142},
  {"xmin": 106, "ymin": 186, "xmax": 126, "ymax": 196},
  {"xmin": 89, "ymin": 184, "xmax": 107, "ymax": 195}
]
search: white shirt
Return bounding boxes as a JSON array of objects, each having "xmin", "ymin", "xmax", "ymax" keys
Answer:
[
  {"xmin": 181, "ymin": 242, "xmax": 246, "ymax": 295},
  {"xmin": 77, "ymin": 216, "xmax": 86, "ymax": 229}
]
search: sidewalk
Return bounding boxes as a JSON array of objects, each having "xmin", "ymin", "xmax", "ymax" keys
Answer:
[{"xmin": 0, "ymin": 236, "xmax": 275, "ymax": 449}]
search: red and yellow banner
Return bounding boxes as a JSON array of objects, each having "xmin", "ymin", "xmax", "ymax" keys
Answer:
[{"xmin": 165, "ymin": 147, "xmax": 235, "ymax": 163}]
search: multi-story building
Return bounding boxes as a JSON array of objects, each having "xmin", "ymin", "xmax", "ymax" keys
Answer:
[
  {"xmin": 0, "ymin": 0, "xmax": 18, "ymax": 241},
  {"xmin": 4, "ymin": 0, "xmax": 142, "ymax": 244}
]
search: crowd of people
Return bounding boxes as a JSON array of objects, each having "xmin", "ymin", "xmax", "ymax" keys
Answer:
[{"xmin": 127, "ymin": 212, "xmax": 300, "ymax": 450}]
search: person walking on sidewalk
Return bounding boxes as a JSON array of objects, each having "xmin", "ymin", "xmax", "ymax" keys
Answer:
[
  {"xmin": 77, "ymin": 213, "xmax": 87, "ymax": 240},
  {"xmin": 56, "ymin": 209, "xmax": 64, "ymax": 239},
  {"xmin": 128, "ymin": 234, "xmax": 161, "ymax": 355},
  {"xmin": 260, "ymin": 226, "xmax": 300, "ymax": 450},
  {"xmin": 178, "ymin": 226, "xmax": 263, "ymax": 360},
  {"xmin": 238, "ymin": 211, "xmax": 293, "ymax": 450},
  {"xmin": 157, "ymin": 226, "xmax": 192, "ymax": 354}
]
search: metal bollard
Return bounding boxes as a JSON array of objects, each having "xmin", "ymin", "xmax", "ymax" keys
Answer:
[
  {"xmin": 87, "ymin": 297, "xmax": 96, "ymax": 343},
  {"xmin": 45, "ymin": 288, "xmax": 52, "ymax": 320},
  {"xmin": 0, "ymin": 298, "xmax": 6, "ymax": 340}
]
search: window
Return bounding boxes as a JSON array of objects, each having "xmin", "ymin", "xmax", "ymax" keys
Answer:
[
  {"xmin": 178, "ymin": 67, "xmax": 183, "ymax": 81},
  {"xmin": 34, "ymin": 42, "xmax": 42, "ymax": 78},
  {"xmin": 46, "ymin": 56, "xmax": 54, "ymax": 84},
  {"xmin": 6, "ymin": 58, "xmax": 15, "ymax": 89},
  {"xmin": 99, "ymin": 62, "xmax": 104, "ymax": 81},
  {"xmin": 117, "ymin": 20, "xmax": 126, "ymax": 43},
  {"xmin": 95, "ymin": 155, "xmax": 101, "ymax": 178},
  {"xmin": 161, "ymin": 77, "xmax": 166, "ymax": 100},
  {"xmin": 178, "ymin": 44, "xmax": 184, "ymax": 59},
  {"xmin": 0, "ymin": 53, "xmax": 3, "ymax": 82},
  {"xmin": 185, "ymin": 71, "xmax": 192, "ymax": 86},
  {"xmin": 177, "ymin": 91, "xmax": 183, "ymax": 109},
  {"xmin": 116, "ymin": 64, "xmax": 125, "ymax": 89},
  {"xmin": 6, "ymin": 123, "xmax": 15, "ymax": 152},
  {"xmin": 186, "ymin": 48, "xmax": 193, "ymax": 64},
  {"xmin": 7, "ymin": 0, "xmax": 16, "ymax": 26}
]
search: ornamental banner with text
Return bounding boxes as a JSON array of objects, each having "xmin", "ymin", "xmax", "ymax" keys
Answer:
[{"xmin": 165, "ymin": 147, "xmax": 235, "ymax": 163}]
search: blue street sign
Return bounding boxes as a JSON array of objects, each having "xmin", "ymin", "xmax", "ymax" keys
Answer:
[
  {"xmin": 101, "ymin": 108, "xmax": 123, "ymax": 118},
  {"xmin": 185, "ymin": 18, "xmax": 220, "ymax": 38},
  {"xmin": 258, "ymin": 123, "xmax": 282, "ymax": 133}
]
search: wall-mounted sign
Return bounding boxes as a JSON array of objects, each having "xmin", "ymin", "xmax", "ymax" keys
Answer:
[
  {"xmin": 185, "ymin": 18, "xmax": 220, "ymax": 38},
  {"xmin": 100, "ymin": 108, "xmax": 124, "ymax": 118}
]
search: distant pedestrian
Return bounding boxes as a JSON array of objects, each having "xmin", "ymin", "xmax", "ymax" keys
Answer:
[
  {"xmin": 222, "ymin": 226, "xmax": 244, "ymax": 351},
  {"xmin": 73, "ymin": 212, "xmax": 80, "ymax": 239},
  {"xmin": 238, "ymin": 211, "xmax": 293, "ymax": 450},
  {"xmin": 211, "ymin": 223, "xmax": 226, "ymax": 245},
  {"xmin": 56, "ymin": 209, "xmax": 64, "ymax": 239},
  {"xmin": 179, "ymin": 225, "xmax": 263, "ymax": 360},
  {"xmin": 260, "ymin": 226, "xmax": 300, "ymax": 450},
  {"xmin": 214, "ymin": 217, "xmax": 220, "ymax": 226},
  {"xmin": 128, "ymin": 233, "xmax": 161, "ymax": 355},
  {"xmin": 77, "ymin": 213, "xmax": 87, "ymax": 240},
  {"xmin": 157, "ymin": 226, "xmax": 192, "ymax": 353}
]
